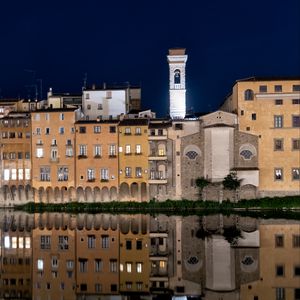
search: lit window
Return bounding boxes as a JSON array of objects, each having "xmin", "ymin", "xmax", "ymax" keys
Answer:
[
  {"xmin": 37, "ymin": 259, "xmax": 44, "ymax": 271},
  {"xmin": 136, "ymin": 262, "xmax": 142, "ymax": 273},
  {"xmin": 4, "ymin": 236, "xmax": 10, "ymax": 248},
  {"xmin": 126, "ymin": 262, "xmax": 132, "ymax": 273},
  {"xmin": 274, "ymin": 168, "xmax": 283, "ymax": 181},
  {"xmin": 36, "ymin": 148, "xmax": 43, "ymax": 158},
  {"xmin": 18, "ymin": 237, "xmax": 24, "ymax": 248},
  {"xmin": 292, "ymin": 168, "xmax": 300, "ymax": 180},
  {"xmin": 25, "ymin": 237, "xmax": 31, "ymax": 248},
  {"xmin": 12, "ymin": 237, "xmax": 17, "ymax": 248},
  {"xmin": 4, "ymin": 169, "xmax": 10, "ymax": 180},
  {"xmin": 25, "ymin": 169, "xmax": 31, "ymax": 180},
  {"xmin": 11, "ymin": 169, "xmax": 17, "ymax": 180},
  {"xmin": 136, "ymin": 144, "xmax": 141, "ymax": 154}
]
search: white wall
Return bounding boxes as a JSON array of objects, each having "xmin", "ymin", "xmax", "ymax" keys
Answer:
[{"xmin": 82, "ymin": 90, "xmax": 127, "ymax": 119}]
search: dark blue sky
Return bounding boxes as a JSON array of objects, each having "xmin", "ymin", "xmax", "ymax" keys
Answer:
[{"xmin": 0, "ymin": 0, "xmax": 299, "ymax": 116}]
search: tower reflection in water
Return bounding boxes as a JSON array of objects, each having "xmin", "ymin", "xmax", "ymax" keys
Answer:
[{"xmin": 0, "ymin": 211, "xmax": 299, "ymax": 300}]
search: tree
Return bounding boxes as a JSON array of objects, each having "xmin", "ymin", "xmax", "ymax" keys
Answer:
[
  {"xmin": 222, "ymin": 172, "xmax": 242, "ymax": 202},
  {"xmin": 196, "ymin": 177, "xmax": 210, "ymax": 200}
]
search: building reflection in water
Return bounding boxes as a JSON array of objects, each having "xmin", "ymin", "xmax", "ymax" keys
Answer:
[{"xmin": 0, "ymin": 211, "xmax": 299, "ymax": 299}]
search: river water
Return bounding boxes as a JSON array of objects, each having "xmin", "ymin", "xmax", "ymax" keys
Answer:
[{"xmin": 0, "ymin": 210, "xmax": 299, "ymax": 300}]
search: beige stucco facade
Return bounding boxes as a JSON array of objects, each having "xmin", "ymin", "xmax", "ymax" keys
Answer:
[{"xmin": 220, "ymin": 78, "xmax": 300, "ymax": 195}]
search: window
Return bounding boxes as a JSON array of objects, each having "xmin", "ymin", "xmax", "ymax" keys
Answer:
[
  {"xmin": 87, "ymin": 104, "xmax": 91, "ymax": 110},
  {"xmin": 79, "ymin": 259, "xmax": 88, "ymax": 272},
  {"xmin": 135, "ymin": 167, "xmax": 142, "ymax": 178},
  {"xmin": 40, "ymin": 167, "xmax": 50, "ymax": 181},
  {"xmin": 25, "ymin": 169, "xmax": 30, "ymax": 180},
  {"xmin": 244, "ymin": 89, "xmax": 254, "ymax": 100},
  {"xmin": 292, "ymin": 115, "xmax": 300, "ymax": 127},
  {"xmin": 36, "ymin": 148, "xmax": 43, "ymax": 158},
  {"xmin": 125, "ymin": 127, "xmax": 131, "ymax": 135},
  {"xmin": 97, "ymin": 103, "xmax": 103, "ymax": 110},
  {"xmin": 85, "ymin": 93, "xmax": 89, "ymax": 99},
  {"xmin": 34, "ymin": 114, "xmax": 40, "ymax": 121},
  {"xmin": 295, "ymin": 289, "xmax": 300, "ymax": 300},
  {"xmin": 125, "ymin": 145, "xmax": 131, "ymax": 154},
  {"xmin": 240, "ymin": 149, "xmax": 254, "ymax": 160},
  {"xmin": 51, "ymin": 149, "xmax": 58, "ymax": 161},
  {"xmin": 59, "ymin": 113, "xmax": 64, "ymax": 120},
  {"xmin": 126, "ymin": 262, "xmax": 132, "ymax": 273},
  {"xmin": 94, "ymin": 126, "xmax": 101, "ymax": 133},
  {"xmin": 276, "ymin": 265, "xmax": 285, "ymax": 276},
  {"xmin": 109, "ymin": 126, "xmax": 116, "ymax": 133},
  {"xmin": 275, "ymin": 235, "xmax": 284, "ymax": 247},
  {"xmin": 101, "ymin": 235, "xmax": 109, "ymax": 248},
  {"xmin": 292, "ymin": 99, "xmax": 300, "ymax": 104},
  {"xmin": 109, "ymin": 259, "xmax": 117, "ymax": 272},
  {"xmin": 4, "ymin": 169, "xmax": 9, "ymax": 180},
  {"xmin": 136, "ymin": 240, "xmax": 142, "ymax": 250},
  {"xmin": 109, "ymin": 144, "xmax": 116, "ymax": 156},
  {"xmin": 126, "ymin": 240, "xmax": 132, "ymax": 250},
  {"xmin": 59, "ymin": 127, "xmax": 64, "ymax": 134},
  {"xmin": 274, "ymin": 139, "xmax": 284, "ymax": 151},
  {"xmin": 57, "ymin": 167, "xmax": 68, "ymax": 181},
  {"xmin": 136, "ymin": 262, "xmax": 142, "ymax": 273},
  {"xmin": 11, "ymin": 169, "xmax": 17, "ymax": 180},
  {"xmin": 9, "ymin": 152, "xmax": 16, "ymax": 159},
  {"xmin": 158, "ymin": 129, "xmax": 163, "ymax": 135},
  {"xmin": 95, "ymin": 283, "xmax": 102, "ymax": 292},
  {"xmin": 45, "ymin": 127, "xmax": 50, "ymax": 135},
  {"xmin": 294, "ymin": 266, "xmax": 300, "ymax": 276},
  {"xmin": 51, "ymin": 256, "xmax": 58, "ymax": 268},
  {"xmin": 275, "ymin": 168, "xmax": 283, "ymax": 181},
  {"xmin": 276, "ymin": 287, "xmax": 285, "ymax": 300},
  {"xmin": 293, "ymin": 235, "xmax": 300, "ymax": 247},
  {"xmin": 87, "ymin": 169, "xmax": 95, "ymax": 181},
  {"xmin": 175, "ymin": 123, "xmax": 183, "ymax": 130},
  {"xmin": 293, "ymin": 85, "xmax": 300, "ymax": 91},
  {"xmin": 17, "ymin": 132, "xmax": 22, "ymax": 138},
  {"xmin": 101, "ymin": 168, "xmax": 109, "ymax": 180},
  {"xmin": 136, "ymin": 144, "xmax": 141, "ymax": 154},
  {"xmin": 126, "ymin": 282, "xmax": 132, "ymax": 290},
  {"xmin": 58, "ymin": 236, "xmax": 68, "ymax": 250},
  {"xmin": 174, "ymin": 69, "xmax": 181, "ymax": 84},
  {"xmin": 186, "ymin": 150, "xmax": 198, "ymax": 159},
  {"xmin": 79, "ymin": 145, "xmax": 87, "ymax": 156},
  {"xmin": 18, "ymin": 169, "xmax": 23, "ymax": 180},
  {"xmin": 274, "ymin": 115, "xmax": 283, "ymax": 128},
  {"xmin": 259, "ymin": 85, "xmax": 267, "ymax": 93},
  {"xmin": 125, "ymin": 167, "xmax": 132, "ymax": 177},
  {"xmin": 94, "ymin": 145, "xmax": 102, "ymax": 157},
  {"xmin": 51, "ymin": 139, "xmax": 57, "ymax": 146},
  {"xmin": 66, "ymin": 146, "xmax": 73, "ymax": 157},
  {"xmin": 40, "ymin": 235, "xmax": 51, "ymax": 249},
  {"xmin": 106, "ymin": 91, "xmax": 112, "ymax": 98},
  {"xmin": 137, "ymin": 282, "xmax": 143, "ymax": 291},
  {"xmin": 111, "ymin": 284, "xmax": 117, "ymax": 292},
  {"xmin": 275, "ymin": 85, "xmax": 282, "ymax": 92},
  {"xmin": 292, "ymin": 168, "xmax": 300, "ymax": 180},
  {"xmin": 79, "ymin": 126, "xmax": 86, "ymax": 133},
  {"xmin": 36, "ymin": 127, "xmax": 41, "ymax": 135},
  {"xmin": 66, "ymin": 260, "xmax": 74, "ymax": 269},
  {"xmin": 37, "ymin": 259, "xmax": 44, "ymax": 271},
  {"xmin": 25, "ymin": 152, "xmax": 30, "ymax": 159},
  {"xmin": 292, "ymin": 139, "xmax": 300, "ymax": 150},
  {"xmin": 95, "ymin": 259, "xmax": 103, "ymax": 272},
  {"xmin": 252, "ymin": 113, "xmax": 256, "ymax": 120},
  {"xmin": 88, "ymin": 235, "xmax": 96, "ymax": 248},
  {"xmin": 135, "ymin": 127, "xmax": 141, "ymax": 135}
]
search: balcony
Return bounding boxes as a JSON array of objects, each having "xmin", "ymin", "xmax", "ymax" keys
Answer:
[
  {"xmin": 149, "ymin": 178, "xmax": 167, "ymax": 184},
  {"xmin": 49, "ymin": 157, "xmax": 59, "ymax": 163},
  {"xmin": 77, "ymin": 155, "xmax": 87, "ymax": 159},
  {"xmin": 148, "ymin": 134, "xmax": 167, "ymax": 141},
  {"xmin": 148, "ymin": 154, "xmax": 167, "ymax": 161}
]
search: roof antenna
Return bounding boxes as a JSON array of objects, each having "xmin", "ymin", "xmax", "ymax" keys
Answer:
[{"xmin": 83, "ymin": 73, "xmax": 88, "ymax": 90}]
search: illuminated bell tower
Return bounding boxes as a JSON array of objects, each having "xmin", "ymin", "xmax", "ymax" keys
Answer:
[{"xmin": 167, "ymin": 48, "xmax": 188, "ymax": 119}]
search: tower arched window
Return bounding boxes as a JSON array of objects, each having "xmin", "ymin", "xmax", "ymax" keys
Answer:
[
  {"xmin": 244, "ymin": 89, "xmax": 254, "ymax": 101},
  {"xmin": 174, "ymin": 69, "xmax": 181, "ymax": 84}
]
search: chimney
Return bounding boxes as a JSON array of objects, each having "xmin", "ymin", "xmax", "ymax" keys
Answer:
[
  {"xmin": 103, "ymin": 82, "xmax": 106, "ymax": 89},
  {"xmin": 92, "ymin": 84, "xmax": 96, "ymax": 90}
]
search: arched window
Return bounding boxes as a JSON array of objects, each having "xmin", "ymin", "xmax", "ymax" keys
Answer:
[
  {"xmin": 174, "ymin": 69, "xmax": 181, "ymax": 84},
  {"xmin": 239, "ymin": 143, "xmax": 257, "ymax": 160},
  {"xmin": 186, "ymin": 151, "xmax": 198, "ymax": 160},
  {"xmin": 244, "ymin": 89, "xmax": 254, "ymax": 101}
]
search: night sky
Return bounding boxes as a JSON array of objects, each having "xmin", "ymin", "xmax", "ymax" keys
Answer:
[{"xmin": 0, "ymin": 0, "xmax": 299, "ymax": 116}]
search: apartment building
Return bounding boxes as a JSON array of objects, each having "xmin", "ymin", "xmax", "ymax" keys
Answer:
[
  {"xmin": 0, "ymin": 114, "xmax": 31, "ymax": 189},
  {"xmin": 32, "ymin": 215, "xmax": 76, "ymax": 300},
  {"xmin": 74, "ymin": 120, "xmax": 119, "ymax": 200},
  {"xmin": 82, "ymin": 84, "xmax": 141, "ymax": 120},
  {"xmin": 240, "ymin": 221, "xmax": 300, "ymax": 300},
  {"xmin": 31, "ymin": 108, "xmax": 79, "ymax": 202},
  {"xmin": 118, "ymin": 118, "xmax": 149, "ymax": 201},
  {"xmin": 220, "ymin": 77, "xmax": 300, "ymax": 196},
  {"xmin": 119, "ymin": 215, "xmax": 150, "ymax": 294}
]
